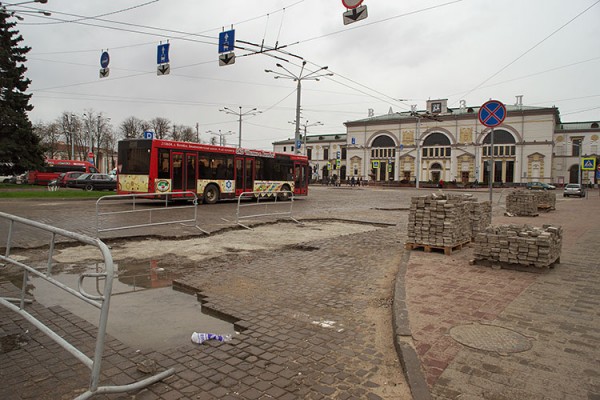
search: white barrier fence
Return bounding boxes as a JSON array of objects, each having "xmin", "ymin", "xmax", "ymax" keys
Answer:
[
  {"xmin": 0, "ymin": 211, "xmax": 175, "ymax": 399},
  {"xmin": 95, "ymin": 191, "xmax": 209, "ymax": 236},
  {"xmin": 234, "ymin": 190, "xmax": 300, "ymax": 229}
]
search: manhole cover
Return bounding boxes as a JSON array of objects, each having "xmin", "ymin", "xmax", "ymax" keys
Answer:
[{"xmin": 449, "ymin": 323, "xmax": 532, "ymax": 354}]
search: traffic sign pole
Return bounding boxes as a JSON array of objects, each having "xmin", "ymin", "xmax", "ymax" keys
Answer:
[{"xmin": 478, "ymin": 100, "xmax": 507, "ymax": 207}]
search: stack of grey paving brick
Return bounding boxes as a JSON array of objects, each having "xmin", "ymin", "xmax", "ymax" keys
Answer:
[
  {"xmin": 459, "ymin": 195, "xmax": 492, "ymax": 239},
  {"xmin": 531, "ymin": 190, "xmax": 556, "ymax": 210},
  {"xmin": 506, "ymin": 191, "xmax": 538, "ymax": 216},
  {"xmin": 407, "ymin": 193, "xmax": 488, "ymax": 248},
  {"xmin": 506, "ymin": 190, "xmax": 557, "ymax": 216},
  {"xmin": 473, "ymin": 224, "xmax": 562, "ymax": 268}
]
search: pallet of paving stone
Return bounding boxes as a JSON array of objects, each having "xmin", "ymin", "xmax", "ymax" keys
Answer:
[
  {"xmin": 405, "ymin": 239, "xmax": 470, "ymax": 255},
  {"xmin": 469, "ymin": 256, "xmax": 560, "ymax": 273}
]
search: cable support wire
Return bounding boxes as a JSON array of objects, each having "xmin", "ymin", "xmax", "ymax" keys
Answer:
[{"xmin": 452, "ymin": 0, "xmax": 600, "ymax": 105}]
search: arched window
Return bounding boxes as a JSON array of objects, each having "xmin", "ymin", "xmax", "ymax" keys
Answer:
[
  {"xmin": 482, "ymin": 130, "xmax": 516, "ymax": 157},
  {"xmin": 430, "ymin": 163, "xmax": 442, "ymax": 169},
  {"xmin": 482, "ymin": 130, "xmax": 515, "ymax": 144},
  {"xmin": 371, "ymin": 135, "xmax": 395, "ymax": 147},
  {"xmin": 422, "ymin": 133, "xmax": 451, "ymax": 158},
  {"xmin": 370, "ymin": 134, "xmax": 396, "ymax": 159},
  {"xmin": 423, "ymin": 133, "xmax": 450, "ymax": 146}
]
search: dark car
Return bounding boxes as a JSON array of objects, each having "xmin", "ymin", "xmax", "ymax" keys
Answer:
[
  {"xmin": 526, "ymin": 181, "xmax": 556, "ymax": 190},
  {"xmin": 57, "ymin": 171, "xmax": 85, "ymax": 187},
  {"xmin": 70, "ymin": 173, "xmax": 117, "ymax": 191}
]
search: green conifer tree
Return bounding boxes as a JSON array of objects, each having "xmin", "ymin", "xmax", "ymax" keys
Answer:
[{"xmin": 0, "ymin": 8, "xmax": 45, "ymax": 175}]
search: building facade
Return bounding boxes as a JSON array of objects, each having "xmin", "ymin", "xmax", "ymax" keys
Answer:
[
  {"xmin": 345, "ymin": 99, "xmax": 562, "ymax": 185},
  {"xmin": 553, "ymin": 121, "xmax": 600, "ymax": 186},
  {"xmin": 273, "ymin": 99, "xmax": 599, "ymax": 186},
  {"xmin": 273, "ymin": 134, "xmax": 348, "ymax": 182}
]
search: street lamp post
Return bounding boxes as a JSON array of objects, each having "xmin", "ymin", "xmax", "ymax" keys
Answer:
[
  {"xmin": 265, "ymin": 61, "xmax": 333, "ymax": 154},
  {"xmin": 289, "ymin": 120, "xmax": 323, "ymax": 156},
  {"xmin": 220, "ymin": 106, "xmax": 262, "ymax": 148},
  {"xmin": 410, "ymin": 111, "xmax": 441, "ymax": 189},
  {"xmin": 2, "ymin": 0, "xmax": 51, "ymax": 19}
]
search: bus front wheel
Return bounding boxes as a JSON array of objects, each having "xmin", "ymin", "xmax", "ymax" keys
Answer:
[
  {"xmin": 203, "ymin": 184, "xmax": 219, "ymax": 204},
  {"xmin": 278, "ymin": 185, "xmax": 292, "ymax": 201}
]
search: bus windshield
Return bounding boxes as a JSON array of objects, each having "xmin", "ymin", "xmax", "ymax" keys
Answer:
[{"xmin": 118, "ymin": 139, "xmax": 152, "ymax": 174}]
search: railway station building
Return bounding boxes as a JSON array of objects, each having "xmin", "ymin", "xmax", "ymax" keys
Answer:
[{"xmin": 274, "ymin": 98, "xmax": 599, "ymax": 186}]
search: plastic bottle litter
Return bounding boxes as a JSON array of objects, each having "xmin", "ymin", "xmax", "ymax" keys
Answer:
[{"xmin": 191, "ymin": 332, "xmax": 232, "ymax": 344}]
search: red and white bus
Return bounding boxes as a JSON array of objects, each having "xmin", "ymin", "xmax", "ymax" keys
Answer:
[
  {"xmin": 28, "ymin": 159, "xmax": 98, "ymax": 185},
  {"xmin": 117, "ymin": 138, "xmax": 309, "ymax": 203}
]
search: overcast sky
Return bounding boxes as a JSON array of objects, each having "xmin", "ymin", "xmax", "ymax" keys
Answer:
[{"xmin": 9, "ymin": 0, "xmax": 600, "ymax": 150}]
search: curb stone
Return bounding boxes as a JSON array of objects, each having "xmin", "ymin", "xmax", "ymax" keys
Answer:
[{"xmin": 393, "ymin": 249, "xmax": 432, "ymax": 400}]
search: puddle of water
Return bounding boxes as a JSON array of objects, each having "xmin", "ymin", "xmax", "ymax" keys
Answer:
[{"xmin": 27, "ymin": 260, "xmax": 235, "ymax": 352}]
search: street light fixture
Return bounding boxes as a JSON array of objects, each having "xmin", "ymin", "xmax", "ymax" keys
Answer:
[
  {"xmin": 220, "ymin": 106, "xmax": 262, "ymax": 148},
  {"xmin": 265, "ymin": 61, "xmax": 333, "ymax": 154},
  {"xmin": 288, "ymin": 119, "xmax": 323, "ymax": 156}
]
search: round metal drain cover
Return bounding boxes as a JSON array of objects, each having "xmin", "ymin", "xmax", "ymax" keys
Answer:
[{"xmin": 449, "ymin": 323, "xmax": 532, "ymax": 354}]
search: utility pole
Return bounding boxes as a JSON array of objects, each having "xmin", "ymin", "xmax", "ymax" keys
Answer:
[
  {"xmin": 410, "ymin": 109, "xmax": 441, "ymax": 189},
  {"xmin": 206, "ymin": 130, "xmax": 234, "ymax": 146},
  {"xmin": 289, "ymin": 119, "xmax": 323, "ymax": 156},
  {"xmin": 220, "ymin": 106, "xmax": 262, "ymax": 148},
  {"xmin": 265, "ymin": 61, "xmax": 333, "ymax": 154}
]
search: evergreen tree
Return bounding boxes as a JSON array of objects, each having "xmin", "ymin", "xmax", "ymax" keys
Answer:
[{"xmin": 0, "ymin": 9, "xmax": 45, "ymax": 175}]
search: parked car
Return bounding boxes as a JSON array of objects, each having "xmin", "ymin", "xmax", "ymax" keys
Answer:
[
  {"xmin": 56, "ymin": 171, "xmax": 85, "ymax": 187},
  {"xmin": 0, "ymin": 175, "xmax": 16, "ymax": 183},
  {"xmin": 563, "ymin": 183, "xmax": 586, "ymax": 198},
  {"xmin": 526, "ymin": 182, "xmax": 556, "ymax": 190},
  {"xmin": 108, "ymin": 168, "xmax": 117, "ymax": 180},
  {"xmin": 69, "ymin": 173, "xmax": 117, "ymax": 191}
]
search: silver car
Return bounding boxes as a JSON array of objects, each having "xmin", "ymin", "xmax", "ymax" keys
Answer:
[{"xmin": 563, "ymin": 183, "xmax": 586, "ymax": 198}]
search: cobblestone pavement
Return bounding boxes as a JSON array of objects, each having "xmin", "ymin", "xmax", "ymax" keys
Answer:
[
  {"xmin": 1, "ymin": 186, "xmax": 599, "ymax": 399},
  {"xmin": 0, "ymin": 186, "xmax": 414, "ymax": 399},
  {"xmin": 405, "ymin": 193, "xmax": 600, "ymax": 399}
]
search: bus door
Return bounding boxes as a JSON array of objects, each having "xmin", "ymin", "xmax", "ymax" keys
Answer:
[
  {"xmin": 171, "ymin": 152, "xmax": 197, "ymax": 193},
  {"xmin": 294, "ymin": 162, "xmax": 308, "ymax": 195},
  {"xmin": 235, "ymin": 157, "xmax": 254, "ymax": 195}
]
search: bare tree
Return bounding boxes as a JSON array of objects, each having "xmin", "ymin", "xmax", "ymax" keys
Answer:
[
  {"xmin": 150, "ymin": 117, "xmax": 171, "ymax": 139},
  {"xmin": 120, "ymin": 116, "xmax": 145, "ymax": 139},
  {"xmin": 102, "ymin": 126, "xmax": 118, "ymax": 170},
  {"xmin": 34, "ymin": 121, "xmax": 61, "ymax": 158},
  {"xmin": 180, "ymin": 126, "xmax": 196, "ymax": 142},
  {"xmin": 59, "ymin": 112, "xmax": 81, "ymax": 159}
]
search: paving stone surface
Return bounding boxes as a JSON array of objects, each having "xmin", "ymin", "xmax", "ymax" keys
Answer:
[
  {"xmin": 1, "ymin": 186, "xmax": 599, "ymax": 400},
  {"xmin": 404, "ymin": 194, "xmax": 600, "ymax": 400}
]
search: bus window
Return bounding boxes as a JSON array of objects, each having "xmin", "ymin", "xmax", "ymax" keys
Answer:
[
  {"xmin": 172, "ymin": 153, "xmax": 183, "ymax": 190},
  {"xmin": 255, "ymin": 158, "xmax": 264, "ymax": 180},
  {"xmin": 158, "ymin": 150, "xmax": 170, "ymax": 179},
  {"xmin": 186, "ymin": 154, "xmax": 196, "ymax": 190},
  {"xmin": 235, "ymin": 158, "xmax": 243, "ymax": 189},
  {"xmin": 199, "ymin": 155, "xmax": 210, "ymax": 179}
]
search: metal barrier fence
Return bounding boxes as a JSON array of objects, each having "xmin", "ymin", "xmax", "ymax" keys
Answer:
[
  {"xmin": 234, "ymin": 190, "xmax": 299, "ymax": 229},
  {"xmin": 0, "ymin": 211, "xmax": 175, "ymax": 399},
  {"xmin": 95, "ymin": 191, "xmax": 208, "ymax": 236}
]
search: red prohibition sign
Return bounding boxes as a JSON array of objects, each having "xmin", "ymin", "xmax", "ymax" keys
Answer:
[
  {"xmin": 478, "ymin": 100, "xmax": 506, "ymax": 128},
  {"xmin": 342, "ymin": 0, "xmax": 364, "ymax": 9}
]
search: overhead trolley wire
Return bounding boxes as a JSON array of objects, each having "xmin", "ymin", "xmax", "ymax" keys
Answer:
[{"xmin": 453, "ymin": 0, "xmax": 600, "ymax": 104}]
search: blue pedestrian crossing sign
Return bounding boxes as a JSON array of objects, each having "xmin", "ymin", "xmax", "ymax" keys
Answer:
[
  {"xmin": 157, "ymin": 43, "xmax": 170, "ymax": 64},
  {"xmin": 581, "ymin": 157, "xmax": 596, "ymax": 170},
  {"xmin": 219, "ymin": 29, "xmax": 235, "ymax": 53}
]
